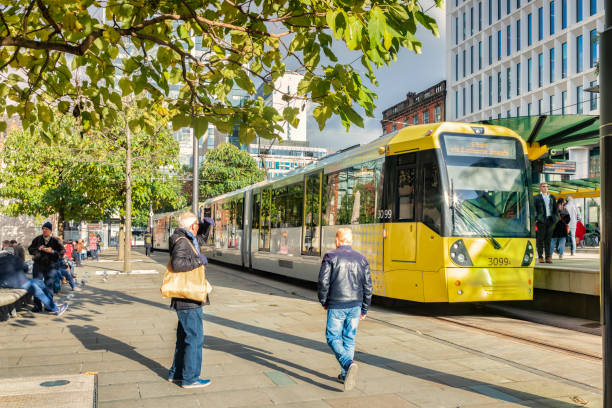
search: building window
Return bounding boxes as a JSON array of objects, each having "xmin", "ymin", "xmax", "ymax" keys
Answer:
[
  {"xmin": 488, "ymin": 35, "xmax": 493, "ymax": 64},
  {"xmin": 507, "ymin": 0, "xmax": 511, "ymax": 14},
  {"xmin": 528, "ymin": 102, "xmax": 532, "ymax": 116},
  {"xmin": 561, "ymin": 42, "xmax": 567, "ymax": 78},
  {"xmin": 538, "ymin": 7, "xmax": 544, "ymax": 40},
  {"xmin": 507, "ymin": 25, "xmax": 511, "ymax": 56},
  {"xmin": 506, "ymin": 67, "xmax": 511, "ymax": 99},
  {"xmin": 455, "ymin": 53, "xmax": 459, "ymax": 80},
  {"xmin": 528, "ymin": 13, "xmax": 533, "ymax": 46},
  {"xmin": 435, "ymin": 105, "xmax": 441, "ymax": 122},
  {"xmin": 463, "ymin": 12, "xmax": 466, "ymax": 40},
  {"xmin": 590, "ymin": 81, "xmax": 598, "ymax": 110},
  {"xmin": 538, "ymin": 53, "xmax": 543, "ymax": 87},
  {"xmin": 507, "ymin": 109, "xmax": 511, "ymax": 117},
  {"xmin": 463, "ymin": 49, "xmax": 466, "ymax": 77},
  {"xmin": 498, "ymin": 0, "xmax": 502, "ymax": 19},
  {"xmin": 528, "ymin": 58, "xmax": 533, "ymax": 91},
  {"xmin": 498, "ymin": 112, "xmax": 502, "ymax": 119},
  {"xmin": 497, "ymin": 30, "xmax": 502, "ymax": 60},
  {"xmin": 488, "ymin": 75, "xmax": 493, "ymax": 106},
  {"xmin": 576, "ymin": 0, "xmax": 583, "ymax": 21},
  {"xmin": 549, "ymin": 94, "xmax": 554, "ymax": 114},
  {"xmin": 576, "ymin": 35, "xmax": 583, "ymax": 73},
  {"xmin": 470, "ymin": 84, "xmax": 474, "ymax": 113},
  {"xmin": 489, "ymin": 0, "xmax": 493, "ymax": 24},
  {"xmin": 414, "ymin": 114, "xmax": 419, "ymax": 125},
  {"xmin": 516, "ymin": 106, "xmax": 520, "ymax": 117},
  {"xmin": 538, "ymin": 99, "xmax": 543, "ymax": 114},
  {"xmin": 424, "ymin": 110, "xmax": 430, "ymax": 123},
  {"xmin": 392, "ymin": 123, "xmax": 397, "ymax": 132},
  {"xmin": 478, "ymin": 80, "xmax": 482, "ymax": 110},
  {"xmin": 550, "ymin": 47, "xmax": 555, "ymax": 82},
  {"xmin": 590, "ymin": 29, "xmax": 597, "ymax": 68},
  {"xmin": 562, "ymin": 0, "xmax": 567, "ymax": 29},
  {"xmin": 577, "ymin": 85, "xmax": 583, "ymax": 113},
  {"xmin": 470, "ymin": 45, "xmax": 474, "ymax": 73},
  {"xmin": 498, "ymin": 71, "xmax": 502, "ymax": 102},
  {"xmin": 516, "ymin": 63, "xmax": 521, "ymax": 95},
  {"xmin": 517, "ymin": 0, "xmax": 520, "ymax": 8},
  {"xmin": 591, "ymin": 0, "xmax": 597, "ymax": 15},
  {"xmin": 516, "ymin": 19, "xmax": 521, "ymax": 51},
  {"xmin": 455, "ymin": 91, "xmax": 459, "ymax": 118},
  {"xmin": 479, "ymin": 41, "xmax": 482, "ymax": 70},
  {"xmin": 462, "ymin": 87, "xmax": 466, "ymax": 116},
  {"xmin": 561, "ymin": 90, "xmax": 567, "ymax": 114},
  {"xmin": 455, "ymin": 16, "xmax": 459, "ymax": 44},
  {"xmin": 479, "ymin": 2, "xmax": 482, "ymax": 30},
  {"xmin": 550, "ymin": 1, "xmax": 555, "ymax": 35}
]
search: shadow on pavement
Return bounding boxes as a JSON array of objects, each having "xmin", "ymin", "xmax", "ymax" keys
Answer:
[{"xmin": 78, "ymin": 285, "xmax": 587, "ymax": 406}]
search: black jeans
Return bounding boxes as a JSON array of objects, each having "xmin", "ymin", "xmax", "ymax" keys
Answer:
[{"xmin": 536, "ymin": 221, "xmax": 555, "ymax": 259}]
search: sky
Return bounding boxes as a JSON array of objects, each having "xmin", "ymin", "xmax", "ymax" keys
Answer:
[{"xmin": 307, "ymin": 3, "xmax": 447, "ymax": 152}]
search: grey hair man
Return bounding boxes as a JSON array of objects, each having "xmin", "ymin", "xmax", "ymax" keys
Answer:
[{"xmin": 318, "ymin": 227, "xmax": 372, "ymax": 391}]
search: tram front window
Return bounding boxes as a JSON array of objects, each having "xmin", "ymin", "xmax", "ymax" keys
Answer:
[{"xmin": 442, "ymin": 134, "xmax": 531, "ymax": 238}]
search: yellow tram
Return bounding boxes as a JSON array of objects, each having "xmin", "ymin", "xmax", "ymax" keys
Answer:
[{"xmin": 156, "ymin": 122, "xmax": 535, "ymax": 302}]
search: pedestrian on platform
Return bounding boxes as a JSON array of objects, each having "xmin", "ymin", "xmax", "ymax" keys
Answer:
[
  {"xmin": 0, "ymin": 246, "xmax": 68, "ymax": 315},
  {"xmin": 88, "ymin": 233, "xmax": 99, "ymax": 261},
  {"xmin": 27, "ymin": 222, "xmax": 64, "ymax": 297},
  {"xmin": 318, "ymin": 227, "xmax": 372, "ymax": 391},
  {"xmin": 74, "ymin": 239, "xmax": 84, "ymax": 266},
  {"xmin": 144, "ymin": 230, "xmax": 152, "ymax": 256},
  {"xmin": 565, "ymin": 196, "xmax": 582, "ymax": 256},
  {"xmin": 533, "ymin": 182, "xmax": 558, "ymax": 263},
  {"xmin": 550, "ymin": 198, "xmax": 570, "ymax": 260},
  {"xmin": 10, "ymin": 240, "xmax": 25, "ymax": 261},
  {"xmin": 1, "ymin": 240, "xmax": 9, "ymax": 250},
  {"xmin": 167, "ymin": 211, "xmax": 211, "ymax": 389}
]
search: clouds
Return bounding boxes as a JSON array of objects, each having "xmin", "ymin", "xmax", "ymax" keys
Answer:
[{"xmin": 307, "ymin": 2, "xmax": 447, "ymax": 152}]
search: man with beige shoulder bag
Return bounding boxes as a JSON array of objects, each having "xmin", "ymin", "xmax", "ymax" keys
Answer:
[{"xmin": 161, "ymin": 211, "xmax": 213, "ymax": 389}]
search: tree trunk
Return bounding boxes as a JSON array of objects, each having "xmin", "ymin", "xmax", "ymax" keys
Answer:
[
  {"xmin": 117, "ymin": 224, "xmax": 125, "ymax": 261},
  {"xmin": 124, "ymin": 125, "xmax": 132, "ymax": 274}
]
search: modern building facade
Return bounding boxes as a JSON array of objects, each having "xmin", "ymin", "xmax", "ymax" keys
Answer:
[
  {"xmin": 446, "ymin": 0, "xmax": 603, "ymax": 122},
  {"xmin": 247, "ymin": 140, "xmax": 328, "ymax": 179},
  {"xmin": 380, "ymin": 81, "xmax": 446, "ymax": 135}
]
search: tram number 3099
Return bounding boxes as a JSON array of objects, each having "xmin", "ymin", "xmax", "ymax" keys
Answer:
[
  {"xmin": 488, "ymin": 257, "xmax": 510, "ymax": 266},
  {"xmin": 377, "ymin": 210, "xmax": 392, "ymax": 219}
]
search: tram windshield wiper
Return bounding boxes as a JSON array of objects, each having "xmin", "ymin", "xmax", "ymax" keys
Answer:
[{"xmin": 451, "ymin": 197, "xmax": 502, "ymax": 250}]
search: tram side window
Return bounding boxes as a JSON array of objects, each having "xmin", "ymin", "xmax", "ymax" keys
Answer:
[
  {"xmin": 303, "ymin": 172, "xmax": 322, "ymax": 255},
  {"xmin": 398, "ymin": 167, "xmax": 416, "ymax": 220},
  {"xmin": 324, "ymin": 172, "xmax": 347, "ymax": 226},
  {"xmin": 271, "ymin": 184, "xmax": 303, "ymax": 228},
  {"xmin": 259, "ymin": 189, "xmax": 271, "ymax": 251},
  {"xmin": 422, "ymin": 157, "xmax": 442, "ymax": 233},
  {"xmin": 252, "ymin": 193, "xmax": 260, "ymax": 229}
]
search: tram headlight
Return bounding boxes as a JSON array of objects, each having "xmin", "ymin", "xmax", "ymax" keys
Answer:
[
  {"xmin": 449, "ymin": 239, "xmax": 473, "ymax": 266},
  {"xmin": 521, "ymin": 241, "xmax": 534, "ymax": 266}
]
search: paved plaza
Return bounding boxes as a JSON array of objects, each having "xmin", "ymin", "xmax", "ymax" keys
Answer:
[{"xmin": 0, "ymin": 249, "xmax": 604, "ymax": 407}]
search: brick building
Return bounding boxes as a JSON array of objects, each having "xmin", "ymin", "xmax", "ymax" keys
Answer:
[{"xmin": 381, "ymin": 81, "xmax": 447, "ymax": 135}]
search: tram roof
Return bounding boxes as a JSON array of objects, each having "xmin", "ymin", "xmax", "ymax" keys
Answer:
[
  {"xmin": 477, "ymin": 115, "xmax": 600, "ymax": 151},
  {"xmin": 531, "ymin": 177, "xmax": 600, "ymax": 199}
]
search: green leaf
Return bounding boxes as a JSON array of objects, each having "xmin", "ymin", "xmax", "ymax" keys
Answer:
[
  {"xmin": 368, "ymin": 6, "xmax": 386, "ymax": 46},
  {"xmin": 58, "ymin": 101, "xmax": 70, "ymax": 113},
  {"xmin": 192, "ymin": 116, "xmax": 209, "ymax": 140},
  {"xmin": 118, "ymin": 77, "xmax": 132, "ymax": 96},
  {"xmin": 109, "ymin": 92, "xmax": 122, "ymax": 109}
]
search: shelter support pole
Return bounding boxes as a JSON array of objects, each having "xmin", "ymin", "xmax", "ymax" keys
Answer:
[
  {"xmin": 601, "ymin": 0, "xmax": 612, "ymax": 402},
  {"xmin": 193, "ymin": 133, "xmax": 199, "ymax": 216}
]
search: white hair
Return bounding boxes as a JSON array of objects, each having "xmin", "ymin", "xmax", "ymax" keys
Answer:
[
  {"xmin": 336, "ymin": 228, "xmax": 353, "ymax": 245},
  {"xmin": 178, "ymin": 211, "xmax": 198, "ymax": 229}
]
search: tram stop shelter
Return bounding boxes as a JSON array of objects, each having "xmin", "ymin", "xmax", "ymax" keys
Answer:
[{"xmin": 477, "ymin": 114, "xmax": 601, "ymax": 199}]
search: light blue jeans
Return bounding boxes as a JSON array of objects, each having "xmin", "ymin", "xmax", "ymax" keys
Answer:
[
  {"xmin": 569, "ymin": 226, "xmax": 577, "ymax": 254},
  {"xmin": 22, "ymin": 279, "xmax": 57, "ymax": 311},
  {"xmin": 325, "ymin": 306, "xmax": 361, "ymax": 376},
  {"xmin": 551, "ymin": 237, "xmax": 567, "ymax": 256}
]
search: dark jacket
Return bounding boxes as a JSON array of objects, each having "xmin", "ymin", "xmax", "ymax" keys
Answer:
[
  {"xmin": 0, "ymin": 251, "xmax": 29, "ymax": 289},
  {"xmin": 318, "ymin": 245, "xmax": 373, "ymax": 315},
  {"xmin": 169, "ymin": 228, "xmax": 205, "ymax": 310},
  {"xmin": 28, "ymin": 235, "xmax": 64, "ymax": 279},
  {"xmin": 13, "ymin": 244, "xmax": 25, "ymax": 261},
  {"xmin": 533, "ymin": 193, "xmax": 558, "ymax": 224},
  {"xmin": 553, "ymin": 209, "xmax": 571, "ymax": 238}
]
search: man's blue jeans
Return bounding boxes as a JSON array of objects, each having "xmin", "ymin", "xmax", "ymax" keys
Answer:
[
  {"xmin": 22, "ymin": 279, "xmax": 57, "ymax": 311},
  {"xmin": 169, "ymin": 307, "xmax": 204, "ymax": 384},
  {"xmin": 325, "ymin": 306, "xmax": 361, "ymax": 376}
]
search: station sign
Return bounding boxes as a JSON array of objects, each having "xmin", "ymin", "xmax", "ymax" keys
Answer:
[{"xmin": 541, "ymin": 160, "xmax": 576, "ymax": 175}]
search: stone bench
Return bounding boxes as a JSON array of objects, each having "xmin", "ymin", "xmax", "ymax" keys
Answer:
[{"xmin": 0, "ymin": 288, "xmax": 29, "ymax": 321}]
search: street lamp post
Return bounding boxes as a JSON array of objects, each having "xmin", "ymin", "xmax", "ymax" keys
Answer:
[{"xmin": 600, "ymin": 0, "xmax": 612, "ymax": 403}]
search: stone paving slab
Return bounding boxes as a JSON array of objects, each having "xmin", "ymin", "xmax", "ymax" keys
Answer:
[
  {"xmin": 0, "ymin": 373, "xmax": 96, "ymax": 408},
  {"xmin": 0, "ymin": 248, "xmax": 604, "ymax": 407}
]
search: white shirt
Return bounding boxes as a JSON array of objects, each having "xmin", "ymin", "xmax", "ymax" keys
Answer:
[
  {"xmin": 566, "ymin": 202, "xmax": 581, "ymax": 228},
  {"xmin": 541, "ymin": 193, "xmax": 551, "ymax": 217}
]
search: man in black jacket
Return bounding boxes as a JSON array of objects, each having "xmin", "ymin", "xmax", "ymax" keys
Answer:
[
  {"xmin": 28, "ymin": 222, "xmax": 64, "ymax": 294},
  {"xmin": 533, "ymin": 182, "xmax": 558, "ymax": 263},
  {"xmin": 318, "ymin": 228, "xmax": 372, "ymax": 391},
  {"xmin": 167, "ymin": 211, "xmax": 211, "ymax": 389}
]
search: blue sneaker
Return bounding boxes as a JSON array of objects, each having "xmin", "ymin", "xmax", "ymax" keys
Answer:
[
  {"xmin": 55, "ymin": 304, "xmax": 68, "ymax": 316},
  {"xmin": 181, "ymin": 378, "xmax": 211, "ymax": 389}
]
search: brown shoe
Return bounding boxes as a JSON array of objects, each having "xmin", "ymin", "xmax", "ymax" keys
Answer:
[
  {"xmin": 538, "ymin": 257, "xmax": 545, "ymax": 263},
  {"xmin": 546, "ymin": 258, "xmax": 552, "ymax": 263},
  {"xmin": 559, "ymin": 254, "xmax": 563, "ymax": 259}
]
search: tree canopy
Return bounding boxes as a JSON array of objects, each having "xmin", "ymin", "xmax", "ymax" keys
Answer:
[
  {"xmin": 199, "ymin": 143, "xmax": 266, "ymax": 199},
  {"xmin": 0, "ymin": 0, "xmax": 440, "ymax": 142},
  {"xmin": 0, "ymin": 109, "xmax": 185, "ymax": 231}
]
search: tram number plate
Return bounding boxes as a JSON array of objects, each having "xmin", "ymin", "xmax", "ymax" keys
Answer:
[
  {"xmin": 377, "ymin": 210, "xmax": 392, "ymax": 219},
  {"xmin": 488, "ymin": 257, "xmax": 510, "ymax": 266}
]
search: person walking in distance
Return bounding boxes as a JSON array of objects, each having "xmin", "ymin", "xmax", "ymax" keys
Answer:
[
  {"xmin": 167, "ymin": 211, "xmax": 211, "ymax": 389},
  {"xmin": 565, "ymin": 196, "xmax": 582, "ymax": 256},
  {"xmin": 318, "ymin": 228, "xmax": 372, "ymax": 391},
  {"xmin": 533, "ymin": 182, "xmax": 558, "ymax": 263},
  {"xmin": 88, "ymin": 233, "xmax": 99, "ymax": 261},
  {"xmin": 28, "ymin": 222, "xmax": 64, "ymax": 296},
  {"xmin": 144, "ymin": 230, "xmax": 153, "ymax": 257}
]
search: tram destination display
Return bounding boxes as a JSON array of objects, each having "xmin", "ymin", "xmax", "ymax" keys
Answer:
[{"xmin": 444, "ymin": 135, "xmax": 517, "ymax": 159}]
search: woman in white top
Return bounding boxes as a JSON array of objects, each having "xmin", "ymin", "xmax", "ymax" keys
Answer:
[{"xmin": 565, "ymin": 196, "xmax": 581, "ymax": 255}]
